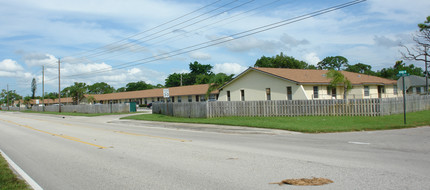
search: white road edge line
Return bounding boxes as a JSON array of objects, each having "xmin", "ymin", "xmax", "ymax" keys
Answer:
[{"xmin": 0, "ymin": 149, "xmax": 43, "ymax": 190}]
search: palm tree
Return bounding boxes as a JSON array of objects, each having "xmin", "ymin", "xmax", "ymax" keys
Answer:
[
  {"xmin": 87, "ymin": 95, "xmax": 96, "ymax": 104},
  {"xmin": 205, "ymin": 73, "xmax": 234, "ymax": 100},
  {"xmin": 326, "ymin": 70, "xmax": 352, "ymax": 99}
]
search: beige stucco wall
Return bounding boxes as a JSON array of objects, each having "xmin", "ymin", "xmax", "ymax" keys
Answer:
[
  {"xmin": 218, "ymin": 69, "xmax": 403, "ymax": 101},
  {"xmin": 218, "ymin": 70, "xmax": 308, "ymax": 101},
  {"xmin": 304, "ymin": 84, "xmax": 401, "ymax": 99}
]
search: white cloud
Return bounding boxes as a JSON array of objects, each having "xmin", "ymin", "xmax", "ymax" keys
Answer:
[
  {"xmin": 23, "ymin": 53, "xmax": 58, "ymax": 67},
  {"xmin": 373, "ymin": 36, "xmax": 401, "ymax": 47},
  {"xmin": 189, "ymin": 51, "xmax": 211, "ymax": 60},
  {"xmin": 367, "ymin": 0, "xmax": 430, "ymax": 23},
  {"xmin": 224, "ymin": 37, "xmax": 282, "ymax": 53},
  {"xmin": 280, "ymin": 34, "xmax": 309, "ymax": 48},
  {"xmin": 213, "ymin": 63, "xmax": 247, "ymax": 75},
  {"xmin": 303, "ymin": 53, "xmax": 320, "ymax": 66},
  {"xmin": 0, "ymin": 59, "xmax": 24, "ymax": 72}
]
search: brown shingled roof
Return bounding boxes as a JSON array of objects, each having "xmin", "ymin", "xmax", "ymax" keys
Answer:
[
  {"xmin": 29, "ymin": 97, "xmax": 74, "ymax": 104},
  {"xmin": 252, "ymin": 67, "xmax": 397, "ymax": 85},
  {"xmin": 88, "ymin": 84, "xmax": 217, "ymax": 101}
]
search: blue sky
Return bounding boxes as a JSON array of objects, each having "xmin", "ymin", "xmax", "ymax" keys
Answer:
[{"xmin": 0, "ymin": 0, "xmax": 429, "ymax": 97}]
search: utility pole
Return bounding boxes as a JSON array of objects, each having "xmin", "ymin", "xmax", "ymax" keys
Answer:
[
  {"xmin": 180, "ymin": 74, "xmax": 183, "ymax": 86},
  {"xmin": 42, "ymin": 65, "xmax": 45, "ymax": 111},
  {"xmin": 425, "ymin": 46, "xmax": 428, "ymax": 95},
  {"xmin": 58, "ymin": 59, "xmax": 61, "ymax": 113},
  {"xmin": 7, "ymin": 84, "xmax": 9, "ymax": 111}
]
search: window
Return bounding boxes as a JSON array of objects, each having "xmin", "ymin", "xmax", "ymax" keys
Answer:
[
  {"xmin": 144, "ymin": 98, "xmax": 147, "ymax": 104},
  {"xmin": 364, "ymin": 86, "xmax": 369, "ymax": 96},
  {"xmin": 240, "ymin": 90, "xmax": 245, "ymax": 101},
  {"xmin": 171, "ymin": 97, "xmax": 175, "ymax": 102},
  {"xmin": 313, "ymin": 86, "xmax": 319, "ymax": 99},
  {"xmin": 393, "ymin": 85, "xmax": 398, "ymax": 95},
  {"xmin": 227, "ymin": 91, "xmax": 231, "ymax": 101},
  {"xmin": 157, "ymin": 97, "xmax": 160, "ymax": 101},
  {"xmin": 188, "ymin": 95, "xmax": 192, "ymax": 102},
  {"xmin": 417, "ymin": 87, "xmax": 421, "ymax": 94},
  {"xmin": 200, "ymin": 96, "xmax": 206, "ymax": 102},
  {"xmin": 266, "ymin": 88, "xmax": 271, "ymax": 100},
  {"xmin": 286, "ymin": 87, "xmax": 292, "ymax": 100},
  {"xmin": 196, "ymin": 95, "xmax": 199, "ymax": 102},
  {"xmin": 178, "ymin": 96, "xmax": 182, "ymax": 103}
]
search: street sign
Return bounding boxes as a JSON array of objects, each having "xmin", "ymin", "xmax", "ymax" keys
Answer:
[
  {"xmin": 163, "ymin": 89, "xmax": 170, "ymax": 98},
  {"xmin": 396, "ymin": 73, "xmax": 410, "ymax": 77},
  {"xmin": 399, "ymin": 70, "xmax": 407, "ymax": 74}
]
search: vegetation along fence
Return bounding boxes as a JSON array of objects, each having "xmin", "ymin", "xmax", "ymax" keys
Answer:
[{"xmin": 153, "ymin": 95, "xmax": 430, "ymax": 118}]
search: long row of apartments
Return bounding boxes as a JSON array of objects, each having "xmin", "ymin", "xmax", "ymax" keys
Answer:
[{"xmin": 19, "ymin": 67, "xmax": 428, "ymax": 107}]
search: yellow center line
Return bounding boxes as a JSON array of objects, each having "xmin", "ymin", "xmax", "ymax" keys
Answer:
[
  {"xmin": 0, "ymin": 118, "xmax": 107, "ymax": 149},
  {"xmin": 10, "ymin": 115, "xmax": 192, "ymax": 143}
]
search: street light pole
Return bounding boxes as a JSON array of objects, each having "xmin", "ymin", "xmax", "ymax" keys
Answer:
[
  {"xmin": 58, "ymin": 58, "xmax": 61, "ymax": 113},
  {"xmin": 425, "ymin": 46, "xmax": 428, "ymax": 95}
]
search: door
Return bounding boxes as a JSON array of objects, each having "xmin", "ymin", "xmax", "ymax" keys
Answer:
[
  {"xmin": 286, "ymin": 87, "xmax": 292, "ymax": 100},
  {"xmin": 332, "ymin": 88, "xmax": 337, "ymax": 99},
  {"xmin": 378, "ymin": 86, "xmax": 384, "ymax": 98},
  {"xmin": 129, "ymin": 102, "xmax": 136, "ymax": 112}
]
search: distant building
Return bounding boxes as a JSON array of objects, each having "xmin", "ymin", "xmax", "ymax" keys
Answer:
[{"xmin": 397, "ymin": 75, "xmax": 430, "ymax": 94}]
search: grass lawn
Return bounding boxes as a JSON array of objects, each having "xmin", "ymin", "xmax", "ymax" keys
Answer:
[
  {"xmin": 19, "ymin": 110, "xmax": 135, "ymax": 117},
  {"xmin": 121, "ymin": 110, "xmax": 430, "ymax": 133},
  {"xmin": 0, "ymin": 153, "xmax": 31, "ymax": 190}
]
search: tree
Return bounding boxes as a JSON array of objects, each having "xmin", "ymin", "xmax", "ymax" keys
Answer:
[
  {"xmin": 205, "ymin": 73, "xmax": 234, "ymax": 99},
  {"xmin": 377, "ymin": 60, "xmax": 424, "ymax": 80},
  {"xmin": 195, "ymin": 74, "xmax": 214, "ymax": 84},
  {"xmin": 116, "ymin": 87, "xmax": 126, "ymax": 92},
  {"xmin": 254, "ymin": 56, "xmax": 273, "ymax": 67},
  {"xmin": 87, "ymin": 82, "xmax": 115, "ymax": 94},
  {"xmin": 401, "ymin": 16, "xmax": 430, "ymax": 94},
  {"xmin": 0, "ymin": 89, "xmax": 22, "ymax": 105},
  {"xmin": 31, "ymin": 78, "xmax": 37, "ymax": 99},
  {"xmin": 23, "ymin": 96, "xmax": 32, "ymax": 108},
  {"xmin": 317, "ymin": 56, "xmax": 348, "ymax": 70},
  {"xmin": 66, "ymin": 82, "xmax": 87, "ymax": 105},
  {"xmin": 326, "ymin": 70, "xmax": 352, "ymax": 99},
  {"xmin": 86, "ymin": 95, "xmax": 96, "ymax": 104},
  {"xmin": 125, "ymin": 81, "xmax": 154, "ymax": 92},
  {"xmin": 165, "ymin": 73, "xmax": 193, "ymax": 87},
  {"xmin": 345, "ymin": 63, "xmax": 375, "ymax": 75},
  {"xmin": 165, "ymin": 61, "xmax": 214, "ymax": 87},
  {"xmin": 44, "ymin": 92, "xmax": 59, "ymax": 100},
  {"xmin": 254, "ymin": 52, "xmax": 312, "ymax": 69},
  {"xmin": 189, "ymin": 61, "xmax": 213, "ymax": 76}
]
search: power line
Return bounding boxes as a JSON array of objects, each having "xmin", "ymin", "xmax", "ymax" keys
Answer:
[
  {"xmin": 69, "ymin": 0, "xmax": 233, "ymax": 60},
  {"xmin": 66, "ymin": 0, "xmax": 223, "ymax": 58},
  {"xmin": 59, "ymin": 0, "xmax": 366, "ymax": 80},
  {"xmin": 67, "ymin": 0, "xmax": 266, "ymax": 65}
]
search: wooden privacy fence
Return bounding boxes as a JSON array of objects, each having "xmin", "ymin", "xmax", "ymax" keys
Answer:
[
  {"xmin": 152, "ymin": 102, "xmax": 207, "ymax": 118},
  {"xmin": 152, "ymin": 95, "xmax": 430, "ymax": 118},
  {"xmin": 380, "ymin": 95, "xmax": 430, "ymax": 115},
  {"xmin": 207, "ymin": 99, "xmax": 381, "ymax": 117}
]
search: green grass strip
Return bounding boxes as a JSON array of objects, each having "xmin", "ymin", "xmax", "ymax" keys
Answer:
[
  {"xmin": 121, "ymin": 110, "xmax": 430, "ymax": 133},
  {"xmin": 0, "ymin": 153, "xmax": 31, "ymax": 190}
]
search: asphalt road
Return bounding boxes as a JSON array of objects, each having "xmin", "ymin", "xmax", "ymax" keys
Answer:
[{"xmin": 0, "ymin": 111, "xmax": 429, "ymax": 190}]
